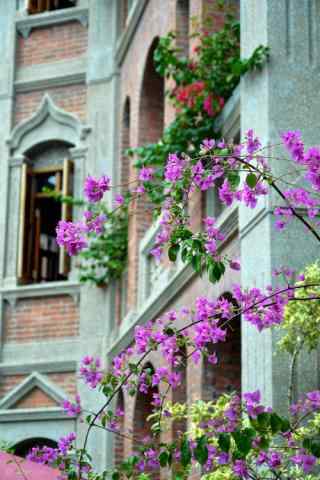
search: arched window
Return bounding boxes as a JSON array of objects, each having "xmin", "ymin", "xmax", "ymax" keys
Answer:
[
  {"xmin": 138, "ymin": 38, "xmax": 165, "ymax": 147},
  {"xmin": 114, "ymin": 390, "xmax": 125, "ymax": 468},
  {"xmin": 19, "ymin": 140, "xmax": 74, "ymax": 284},
  {"xmin": 14, "ymin": 438, "xmax": 57, "ymax": 458},
  {"xmin": 202, "ymin": 293, "xmax": 241, "ymax": 401},
  {"xmin": 176, "ymin": 0, "xmax": 190, "ymax": 57}
]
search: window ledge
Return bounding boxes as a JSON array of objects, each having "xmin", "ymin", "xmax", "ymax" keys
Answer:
[
  {"xmin": 0, "ymin": 407, "xmax": 74, "ymax": 422},
  {"xmin": 0, "ymin": 281, "xmax": 80, "ymax": 308},
  {"xmin": 16, "ymin": 6, "xmax": 89, "ymax": 39}
]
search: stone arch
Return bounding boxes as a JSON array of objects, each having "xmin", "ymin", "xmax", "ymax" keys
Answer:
[
  {"xmin": 176, "ymin": 0, "xmax": 190, "ymax": 57},
  {"xmin": 114, "ymin": 389, "xmax": 125, "ymax": 468},
  {"xmin": 7, "ymin": 94, "xmax": 91, "ymax": 156},
  {"xmin": 14, "ymin": 437, "xmax": 58, "ymax": 458},
  {"xmin": 138, "ymin": 37, "xmax": 164, "ymax": 146},
  {"xmin": 202, "ymin": 292, "xmax": 241, "ymax": 401}
]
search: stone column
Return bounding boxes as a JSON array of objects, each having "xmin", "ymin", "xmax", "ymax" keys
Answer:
[
  {"xmin": 3, "ymin": 155, "xmax": 30, "ymax": 288},
  {"xmin": 240, "ymin": 0, "xmax": 320, "ymax": 413},
  {"xmin": 76, "ymin": 0, "xmax": 118, "ymax": 471},
  {"xmin": 0, "ymin": 2, "xmax": 17, "ymax": 285}
]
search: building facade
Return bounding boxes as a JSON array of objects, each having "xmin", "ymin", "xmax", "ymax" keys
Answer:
[{"xmin": 0, "ymin": 0, "xmax": 319, "ymax": 474}]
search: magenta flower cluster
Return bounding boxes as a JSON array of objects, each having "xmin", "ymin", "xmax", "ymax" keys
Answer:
[{"xmin": 79, "ymin": 355, "xmax": 104, "ymax": 389}]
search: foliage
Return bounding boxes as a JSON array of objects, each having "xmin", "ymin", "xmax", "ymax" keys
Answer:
[
  {"xmin": 278, "ymin": 262, "xmax": 320, "ymax": 355},
  {"xmin": 48, "ymin": 189, "xmax": 129, "ymax": 286},
  {"xmin": 128, "ymin": 11, "xmax": 269, "ymax": 210},
  {"xmin": 77, "ymin": 202, "xmax": 128, "ymax": 286},
  {"xmin": 0, "ymin": 441, "xmax": 14, "ymax": 454}
]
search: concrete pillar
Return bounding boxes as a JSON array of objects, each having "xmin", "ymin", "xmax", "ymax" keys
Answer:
[
  {"xmin": 0, "ymin": 2, "xmax": 17, "ymax": 285},
  {"xmin": 76, "ymin": 0, "xmax": 118, "ymax": 470},
  {"xmin": 240, "ymin": 0, "xmax": 320, "ymax": 413}
]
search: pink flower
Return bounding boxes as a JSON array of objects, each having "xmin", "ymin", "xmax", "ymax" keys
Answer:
[
  {"xmin": 56, "ymin": 220, "xmax": 87, "ymax": 256},
  {"xmin": 84, "ymin": 175, "xmax": 110, "ymax": 203}
]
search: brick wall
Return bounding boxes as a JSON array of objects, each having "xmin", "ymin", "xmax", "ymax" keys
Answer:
[
  {"xmin": 3, "ymin": 296, "xmax": 79, "ymax": 343},
  {"xmin": 14, "ymin": 83, "xmax": 87, "ymax": 125},
  {"xmin": 16, "ymin": 21, "xmax": 87, "ymax": 68},
  {"xmin": 0, "ymin": 371, "xmax": 77, "ymax": 404}
]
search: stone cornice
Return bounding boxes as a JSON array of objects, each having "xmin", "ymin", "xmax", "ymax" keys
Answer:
[
  {"xmin": 0, "ymin": 408, "xmax": 71, "ymax": 422},
  {"xmin": 1, "ymin": 280, "xmax": 81, "ymax": 308},
  {"xmin": 16, "ymin": 7, "xmax": 89, "ymax": 39},
  {"xmin": 0, "ymin": 360, "xmax": 77, "ymax": 376}
]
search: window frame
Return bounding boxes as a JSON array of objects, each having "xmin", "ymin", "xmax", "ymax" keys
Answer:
[{"xmin": 18, "ymin": 159, "xmax": 74, "ymax": 285}]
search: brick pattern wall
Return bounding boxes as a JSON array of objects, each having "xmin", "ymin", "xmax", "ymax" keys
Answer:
[
  {"xmin": 3, "ymin": 296, "xmax": 79, "ymax": 343},
  {"xmin": 0, "ymin": 371, "xmax": 77, "ymax": 404},
  {"xmin": 14, "ymin": 83, "xmax": 87, "ymax": 125},
  {"xmin": 16, "ymin": 21, "xmax": 87, "ymax": 68},
  {"xmin": 13, "ymin": 387, "xmax": 58, "ymax": 409}
]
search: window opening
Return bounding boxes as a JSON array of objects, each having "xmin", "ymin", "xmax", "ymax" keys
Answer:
[
  {"xmin": 18, "ymin": 159, "xmax": 73, "ymax": 284},
  {"xmin": 27, "ymin": 0, "xmax": 76, "ymax": 14}
]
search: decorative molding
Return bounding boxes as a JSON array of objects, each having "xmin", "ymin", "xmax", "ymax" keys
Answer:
[
  {"xmin": 0, "ymin": 372, "xmax": 70, "ymax": 410},
  {"xmin": 15, "ymin": 71, "xmax": 86, "ymax": 93},
  {"xmin": 1, "ymin": 280, "xmax": 81, "ymax": 308},
  {"xmin": 0, "ymin": 360, "xmax": 77, "ymax": 376},
  {"xmin": 115, "ymin": 0, "xmax": 148, "ymax": 66},
  {"xmin": 16, "ymin": 7, "xmax": 89, "ymax": 39},
  {"xmin": 0, "ymin": 407, "xmax": 71, "ymax": 422},
  {"xmin": 6, "ymin": 94, "xmax": 91, "ymax": 153}
]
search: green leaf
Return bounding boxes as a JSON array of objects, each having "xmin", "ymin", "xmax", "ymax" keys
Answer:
[
  {"xmin": 181, "ymin": 438, "xmax": 192, "ymax": 467},
  {"xmin": 310, "ymin": 441, "xmax": 320, "ymax": 458},
  {"xmin": 159, "ymin": 451, "xmax": 169, "ymax": 467},
  {"xmin": 218, "ymin": 433, "xmax": 231, "ymax": 452},
  {"xmin": 256, "ymin": 412, "xmax": 270, "ymax": 430},
  {"xmin": 270, "ymin": 412, "xmax": 283, "ymax": 434},
  {"xmin": 232, "ymin": 429, "xmax": 254, "ymax": 458},
  {"xmin": 168, "ymin": 244, "xmax": 180, "ymax": 262},
  {"xmin": 194, "ymin": 436, "xmax": 208, "ymax": 465},
  {"xmin": 246, "ymin": 173, "xmax": 258, "ymax": 189}
]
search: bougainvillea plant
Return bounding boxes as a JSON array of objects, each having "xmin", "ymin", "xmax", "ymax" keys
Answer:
[
  {"xmin": 21, "ymin": 126, "xmax": 319, "ymax": 480},
  {"xmin": 47, "ymin": 188, "xmax": 129, "ymax": 286},
  {"xmin": 128, "ymin": 10, "xmax": 269, "ymax": 210}
]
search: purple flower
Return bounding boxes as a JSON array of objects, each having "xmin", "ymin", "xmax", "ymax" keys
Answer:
[
  {"xmin": 230, "ymin": 260, "xmax": 241, "ymax": 271},
  {"xmin": 219, "ymin": 179, "xmax": 234, "ymax": 206},
  {"xmin": 164, "ymin": 153, "xmax": 185, "ymax": 182},
  {"xmin": 281, "ymin": 130, "xmax": 304, "ymax": 164},
  {"xmin": 200, "ymin": 138, "xmax": 215, "ymax": 152},
  {"xmin": 115, "ymin": 194, "xmax": 124, "ymax": 206},
  {"xmin": 62, "ymin": 394, "xmax": 81, "ymax": 417},
  {"xmin": 233, "ymin": 459, "xmax": 249, "ymax": 479},
  {"xmin": 291, "ymin": 453, "xmax": 317, "ymax": 473},
  {"xmin": 85, "ymin": 213, "xmax": 107, "ymax": 234},
  {"xmin": 139, "ymin": 166, "xmax": 154, "ymax": 182},
  {"xmin": 56, "ymin": 220, "xmax": 87, "ymax": 256},
  {"xmin": 79, "ymin": 356, "xmax": 103, "ymax": 389},
  {"xmin": 84, "ymin": 175, "xmax": 110, "ymax": 203}
]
